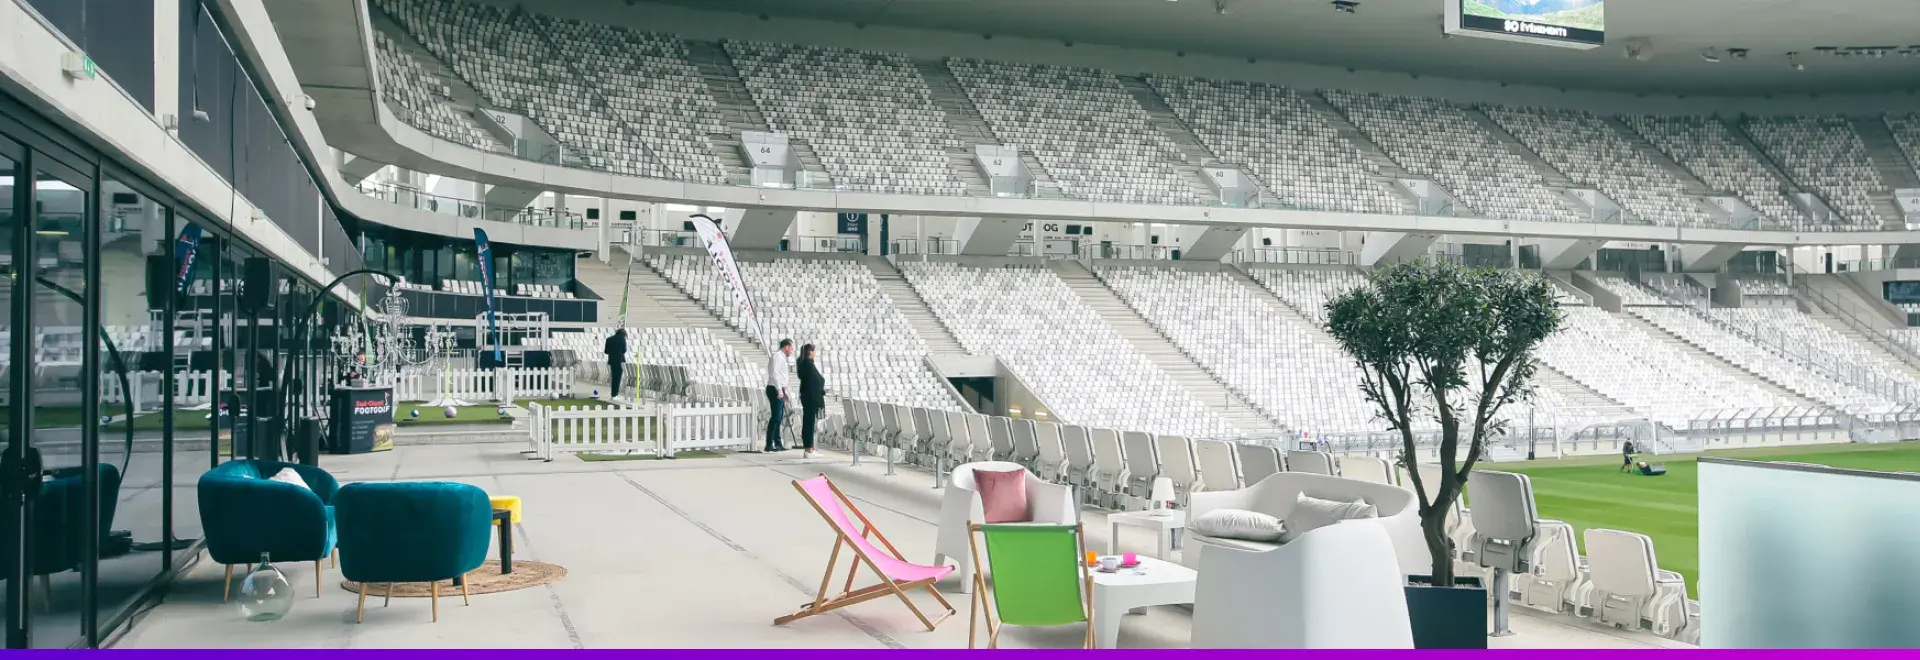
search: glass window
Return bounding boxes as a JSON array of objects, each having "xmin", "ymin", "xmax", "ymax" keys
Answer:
[
  {"xmin": 170, "ymin": 216, "xmax": 211, "ymax": 575},
  {"xmin": 28, "ymin": 163, "xmax": 91, "ymax": 649},
  {"xmin": 93, "ymin": 175, "xmax": 169, "ymax": 634}
]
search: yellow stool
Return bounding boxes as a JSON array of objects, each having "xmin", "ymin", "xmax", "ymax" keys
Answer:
[{"xmin": 490, "ymin": 495, "xmax": 522, "ymax": 525}]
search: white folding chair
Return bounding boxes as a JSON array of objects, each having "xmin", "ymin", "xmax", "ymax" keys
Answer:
[
  {"xmin": 1154, "ymin": 435, "xmax": 1198, "ymax": 507},
  {"xmin": 1285, "ymin": 450, "xmax": 1337, "ymax": 476},
  {"xmin": 1089, "ymin": 428, "xmax": 1128, "ymax": 509},
  {"xmin": 1121, "ymin": 431, "xmax": 1161, "ymax": 509},
  {"xmin": 1061, "ymin": 425, "xmax": 1095, "ymax": 501},
  {"xmin": 1235, "ymin": 443, "xmax": 1282, "ymax": 488},
  {"xmin": 1194, "ymin": 440, "xmax": 1241, "ymax": 493},
  {"xmin": 1033, "ymin": 421, "xmax": 1067, "ymax": 484}
]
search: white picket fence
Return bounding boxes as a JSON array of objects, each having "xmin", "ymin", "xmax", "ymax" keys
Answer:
[
  {"xmin": 383, "ymin": 368, "xmax": 575, "ymax": 403},
  {"xmin": 525, "ymin": 401, "xmax": 754, "ymax": 460},
  {"xmin": 101, "ymin": 370, "xmax": 232, "ymax": 411}
]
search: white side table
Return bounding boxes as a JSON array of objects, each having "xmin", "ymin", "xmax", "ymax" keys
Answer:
[
  {"xmin": 1107, "ymin": 509, "xmax": 1186, "ymax": 561},
  {"xmin": 1090, "ymin": 556, "xmax": 1198, "ymax": 649}
]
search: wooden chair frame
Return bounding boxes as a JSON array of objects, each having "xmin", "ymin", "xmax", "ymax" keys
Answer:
[
  {"xmin": 966, "ymin": 522, "xmax": 1096, "ymax": 649},
  {"xmin": 774, "ymin": 476, "xmax": 957, "ymax": 630}
]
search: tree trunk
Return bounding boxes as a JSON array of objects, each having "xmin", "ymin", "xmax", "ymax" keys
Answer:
[{"xmin": 1422, "ymin": 507, "xmax": 1455, "ymax": 587}]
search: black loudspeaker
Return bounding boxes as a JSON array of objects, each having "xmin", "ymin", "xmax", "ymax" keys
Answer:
[
  {"xmin": 242, "ymin": 257, "xmax": 271, "ymax": 308},
  {"xmin": 145, "ymin": 255, "xmax": 170, "ymax": 311},
  {"xmin": 1638, "ymin": 463, "xmax": 1668, "ymax": 476},
  {"xmin": 1262, "ymin": 237, "xmax": 1273, "ymax": 246}
]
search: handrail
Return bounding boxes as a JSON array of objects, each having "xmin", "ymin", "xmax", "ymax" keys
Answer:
[
  {"xmin": 1634, "ymin": 277, "xmax": 1919, "ymax": 404},
  {"xmin": 1788, "ymin": 276, "xmax": 1920, "ymax": 370}
]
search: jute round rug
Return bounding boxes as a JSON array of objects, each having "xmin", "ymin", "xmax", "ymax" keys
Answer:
[{"xmin": 340, "ymin": 560, "xmax": 566, "ymax": 597}]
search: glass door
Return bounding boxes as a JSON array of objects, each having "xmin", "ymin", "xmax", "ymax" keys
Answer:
[{"xmin": 0, "ymin": 136, "xmax": 27, "ymax": 650}]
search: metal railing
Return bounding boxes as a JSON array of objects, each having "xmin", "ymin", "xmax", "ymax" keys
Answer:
[
  {"xmin": 354, "ymin": 181, "xmax": 585, "ymax": 229},
  {"xmin": 1788, "ymin": 275, "xmax": 1920, "ymax": 370},
  {"xmin": 1233, "ymin": 247, "xmax": 1355, "ymax": 266},
  {"xmin": 1635, "ymin": 277, "xmax": 1920, "ymax": 404}
]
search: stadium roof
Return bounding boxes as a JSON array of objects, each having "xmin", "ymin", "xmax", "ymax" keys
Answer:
[{"xmin": 635, "ymin": 0, "xmax": 1920, "ymax": 95}]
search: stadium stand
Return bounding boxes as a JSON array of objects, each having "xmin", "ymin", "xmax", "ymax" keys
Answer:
[
  {"xmin": 647, "ymin": 254, "xmax": 959, "ymax": 409},
  {"xmin": 1741, "ymin": 115, "xmax": 1888, "ymax": 227},
  {"xmin": 377, "ymin": 0, "xmax": 674, "ymax": 178},
  {"xmin": 1145, "ymin": 76, "xmax": 1404, "ymax": 214},
  {"xmin": 1482, "ymin": 106, "xmax": 1718, "ymax": 228},
  {"xmin": 1322, "ymin": 90, "xmax": 1583, "ymax": 223},
  {"xmin": 371, "ymin": 31, "xmax": 507, "ymax": 153},
  {"xmin": 539, "ymin": 326, "xmax": 758, "ymax": 388},
  {"xmin": 1889, "ymin": 113, "xmax": 1920, "ymax": 175},
  {"xmin": 945, "ymin": 58, "xmax": 1196, "ymax": 205},
  {"xmin": 1096, "ymin": 266, "xmax": 1384, "ymax": 433},
  {"xmin": 724, "ymin": 41, "xmax": 967, "ymax": 196},
  {"xmin": 901, "ymin": 261, "xmax": 1232, "ymax": 437},
  {"xmin": 1622, "ymin": 115, "xmax": 1804, "ymax": 227},
  {"xmin": 527, "ymin": 14, "xmax": 728, "ymax": 183}
]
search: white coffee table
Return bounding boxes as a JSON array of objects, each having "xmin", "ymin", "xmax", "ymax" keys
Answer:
[
  {"xmin": 1089, "ymin": 556, "xmax": 1197, "ymax": 649},
  {"xmin": 1108, "ymin": 509, "xmax": 1186, "ymax": 560}
]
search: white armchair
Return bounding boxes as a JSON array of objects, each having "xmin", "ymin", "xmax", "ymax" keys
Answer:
[
  {"xmin": 1184, "ymin": 472, "xmax": 1427, "ymax": 578},
  {"xmin": 932, "ymin": 461, "xmax": 1078, "ymax": 593},
  {"xmin": 1189, "ymin": 521, "xmax": 1414, "ymax": 648}
]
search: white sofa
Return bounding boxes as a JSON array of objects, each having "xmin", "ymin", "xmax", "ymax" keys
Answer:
[
  {"xmin": 1184, "ymin": 472, "xmax": 1428, "ymax": 577},
  {"xmin": 1189, "ymin": 519, "xmax": 1414, "ymax": 648},
  {"xmin": 931, "ymin": 461, "xmax": 1078, "ymax": 593}
]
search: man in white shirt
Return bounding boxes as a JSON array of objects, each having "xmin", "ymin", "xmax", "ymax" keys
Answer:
[{"xmin": 764, "ymin": 339, "xmax": 794, "ymax": 451}]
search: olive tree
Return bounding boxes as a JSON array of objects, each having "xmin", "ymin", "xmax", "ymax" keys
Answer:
[{"xmin": 1323, "ymin": 260, "xmax": 1561, "ymax": 586}]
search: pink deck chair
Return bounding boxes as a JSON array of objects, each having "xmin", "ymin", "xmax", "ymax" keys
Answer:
[{"xmin": 775, "ymin": 475, "xmax": 957, "ymax": 630}]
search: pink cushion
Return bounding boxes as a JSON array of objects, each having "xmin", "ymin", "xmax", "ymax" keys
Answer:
[{"xmin": 973, "ymin": 468, "xmax": 1031, "ymax": 524}]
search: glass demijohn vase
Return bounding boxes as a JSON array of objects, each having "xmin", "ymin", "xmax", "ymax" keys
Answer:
[{"xmin": 237, "ymin": 552, "xmax": 295, "ymax": 622}]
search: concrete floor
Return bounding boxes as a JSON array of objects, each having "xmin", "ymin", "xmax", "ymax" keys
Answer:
[{"xmin": 112, "ymin": 442, "xmax": 1692, "ymax": 649}]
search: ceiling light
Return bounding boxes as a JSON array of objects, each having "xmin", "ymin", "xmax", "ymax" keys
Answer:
[
  {"xmin": 1787, "ymin": 52, "xmax": 1805, "ymax": 71},
  {"xmin": 1331, "ymin": 0, "xmax": 1358, "ymax": 13},
  {"xmin": 1702, "ymin": 48, "xmax": 1721, "ymax": 63},
  {"xmin": 1728, "ymin": 48, "xmax": 1749, "ymax": 60}
]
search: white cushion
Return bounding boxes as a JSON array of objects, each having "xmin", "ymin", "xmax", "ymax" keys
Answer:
[
  {"xmin": 1188, "ymin": 508, "xmax": 1285, "ymax": 542},
  {"xmin": 1279, "ymin": 492, "xmax": 1376, "ymax": 543},
  {"xmin": 268, "ymin": 467, "xmax": 310, "ymax": 491}
]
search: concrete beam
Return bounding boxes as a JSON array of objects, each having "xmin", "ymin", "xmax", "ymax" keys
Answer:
[
  {"xmin": 1172, "ymin": 226, "xmax": 1247, "ymax": 261},
  {"xmin": 484, "ymin": 184, "xmax": 543, "ymax": 213},
  {"xmin": 1358, "ymin": 232, "xmax": 1440, "ymax": 267},
  {"xmin": 1676, "ymin": 243, "xmax": 1745, "ymax": 273},
  {"xmin": 1534, "ymin": 238, "xmax": 1605, "ymax": 270},
  {"xmin": 729, "ymin": 208, "xmax": 798, "ymax": 250},
  {"xmin": 340, "ymin": 154, "xmax": 387, "ymax": 184},
  {"xmin": 955, "ymin": 217, "xmax": 1026, "ymax": 256}
]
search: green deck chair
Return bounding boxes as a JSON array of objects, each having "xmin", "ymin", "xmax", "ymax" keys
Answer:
[{"xmin": 966, "ymin": 523, "xmax": 1095, "ymax": 648}]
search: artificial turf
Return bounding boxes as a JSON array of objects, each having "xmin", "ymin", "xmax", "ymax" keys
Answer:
[
  {"xmin": 395, "ymin": 397, "xmax": 605, "ymax": 425},
  {"xmin": 1499, "ymin": 441, "xmax": 1920, "ymax": 597}
]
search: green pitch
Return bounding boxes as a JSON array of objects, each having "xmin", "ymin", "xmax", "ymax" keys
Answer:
[{"xmin": 1499, "ymin": 441, "xmax": 1920, "ymax": 597}]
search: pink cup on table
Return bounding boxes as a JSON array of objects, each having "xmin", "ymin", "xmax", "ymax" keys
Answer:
[{"xmin": 1122, "ymin": 552, "xmax": 1137, "ymax": 566}]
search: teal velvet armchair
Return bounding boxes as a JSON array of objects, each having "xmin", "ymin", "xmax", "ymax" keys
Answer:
[
  {"xmin": 334, "ymin": 481, "xmax": 493, "ymax": 623},
  {"xmin": 197, "ymin": 460, "xmax": 338, "ymax": 599}
]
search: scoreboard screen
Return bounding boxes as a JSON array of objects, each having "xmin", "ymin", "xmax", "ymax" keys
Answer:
[{"xmin": 1445, "ymin": 0, "xmax": 1604, "ymax": 49}]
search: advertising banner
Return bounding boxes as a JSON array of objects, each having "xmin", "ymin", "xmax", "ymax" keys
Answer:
[
  {"xmin": 689, "ymin": 214, "xmax": 767, "ymax": 352},
  {"xmin": 474, "ymin": 228, "xmax": 502, "ymax": 365},
  {"xmin": 328, "ymin": 386, "xmax": 395, "ymax": 454}
]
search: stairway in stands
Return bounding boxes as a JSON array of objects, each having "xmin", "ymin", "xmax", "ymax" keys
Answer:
[
  {"xmin": 1463, "ymin": 108, "xmax": 1593, "ymax": 219},
  {"xmin": 1050, "ymin": 260, "xmax": 1282, "ymax": 435},
  {"xmin": 864, "ymin": 258, "xmax": 967, "ymax": 355},
  {"xmin": 916, "ymin": 60, "xmax": 1062, "ymax": 199},
  {"xmin": 1302, "ymin": 93, "xmax": 1422, "ymax": 214},
  {"xmin": 1848, "ymin": 116, "xmax": 1920, "ymax": 230},
  {"xmin": 581, "ymin": 251, "xmax": 764, "ymax": 368},
  {"xmin": 1618, "ymin": 312, "xmax": 1815, "ymax": 408},
  {"xmin": 1116, "ymin": 76, "xmax": 1220, "ymax": 201}
]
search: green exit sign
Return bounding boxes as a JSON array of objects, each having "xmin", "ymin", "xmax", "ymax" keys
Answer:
[{"xmin": 61, "ymin": 52, "xmax": 96, "ymax": 81}]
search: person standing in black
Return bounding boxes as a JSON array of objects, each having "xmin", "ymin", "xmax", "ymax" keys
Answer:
[
  {"xmin": 604, "ymin": 328, "xmax": 628, "ymax": 399},
  {"xmin": 796, "ymin": 343, "xmax": 826, "ymax": 459},
  {"xmin": 1620, "ymin": 439, "xmax": 1636, "ymax": 473}
]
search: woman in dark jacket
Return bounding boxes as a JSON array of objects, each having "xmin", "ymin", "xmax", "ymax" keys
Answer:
[{"xmin": 796, "ymin": 343, "xmax": 826, "ymax": 458}]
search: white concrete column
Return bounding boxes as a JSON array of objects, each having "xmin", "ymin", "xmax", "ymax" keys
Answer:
[
  {"xmin": 154, "ymin": 0, "xmax": 180, "ymax": 124},
  {"xmin": 597, "ymin": 197, "xmax": 611, "ymax": 262}
]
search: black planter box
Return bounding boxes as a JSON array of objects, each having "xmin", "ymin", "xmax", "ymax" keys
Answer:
[{"xmin": 1405, "ymin": 575, "xmax": 1489, "ymax": 649}]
